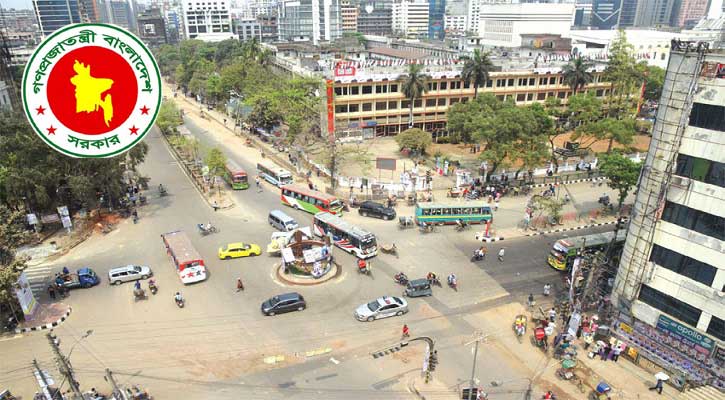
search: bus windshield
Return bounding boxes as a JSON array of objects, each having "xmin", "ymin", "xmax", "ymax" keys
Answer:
[
  {"xmin": 279, "ymin": 174, "xmax": 293, "ymax": 186},
  {"xmin": 549, "ymin": 249, "xmax": 566, "ymax": 262},
  {"xmin": 328, "ymin": 199, "xmax": 343, "ymax": 210},
  {"xmin": 232, "ymin": 174, "xmax": 247, "ymax": 184},
  {"xmin": 361, "ymin": 236, "xmax": 377, "ymax": 250}
]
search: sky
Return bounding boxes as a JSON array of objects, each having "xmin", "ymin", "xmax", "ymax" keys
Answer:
[{"xmin": 3, "ymin": 0, "xmax": 34, "ymax": 11}]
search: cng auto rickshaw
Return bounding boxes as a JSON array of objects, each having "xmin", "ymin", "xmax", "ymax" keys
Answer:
[{"xmin": 404, "ymin": 279, "xmax": 433, "ymax": 297}]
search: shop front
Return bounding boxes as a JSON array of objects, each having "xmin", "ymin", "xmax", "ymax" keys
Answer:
[{"xmin": 613, "ymin": 313, "xmax": 723, "ymax": 390}]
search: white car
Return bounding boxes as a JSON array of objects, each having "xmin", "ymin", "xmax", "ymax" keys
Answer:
[
  {"xmin": 355, "ymin": 296, "xmax": 408, "ymax": 322},
  {"xmin": 108, "ymin": 264, "xmax": 153, "ymax": 285}
]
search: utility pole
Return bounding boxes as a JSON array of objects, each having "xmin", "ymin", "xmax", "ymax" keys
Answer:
[
  {"xmin": 104, "ymin": 368, "xmax": 127, "ymax": 400},
  {"xmin": 464, "ymin": 332, "xmax": 488, "ymax": 400},
  {"xmin": 46, "ymin": 332, "xmax": 84, "ymax": 399}
]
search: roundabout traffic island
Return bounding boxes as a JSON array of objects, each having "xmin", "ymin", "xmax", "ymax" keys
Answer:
[{"xmin": 274, "ymin": 232, "xmax": 340, "ymax": 286}]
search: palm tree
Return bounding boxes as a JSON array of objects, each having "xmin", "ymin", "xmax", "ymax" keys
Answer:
[
  {"xmin": 562, "ymin": 56, "xmax": 594, "ymax": 94},
  {"xmin": 461, "ymin": 49, "xmax": 493, "ymax": 98},
  {"xmin": 401, "ymin": 63, "xmax": 430, "ymax": 127}
]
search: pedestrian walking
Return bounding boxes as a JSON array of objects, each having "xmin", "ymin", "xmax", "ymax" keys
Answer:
[
  {"xmin": 527, "ymin": 293, "xmax": 535, "ymax": 308},
  {"xmin": 236, "ymin": 278, "xmax": 244, "ymax": 292},
  {"xmin": 402, "ymin": 324, "xmax": 410, "ymax": 338},
  {"xmin": 613, "ymin": 346, "xmax": 621, "ymax": 362},
  {"xmin": 543, "ymin": 283, "xmax": 551, "ymax": 296},
  {"xmin": 308, "ymin": 181, "xmax": 314, "ymax": 190},
  {"xmin": 649, "ymin": 379, "xmax": 664, "ymax": 394},
  {"xmin": 212, "ymin": 200, "xmax": 219, "ymax": 212},
  {"xmin": 494, "ymin": 199, "xmax": 499, "ymax": 211},
  {"xmin": 548, "ymin": 307, "xmax": 557, "ymax": 323},
  {"xmin": 498, "ymin": 248, "xmax": 505, "ymax": 262},
  {"xmin": 600, "ymin": 344, "xmax": 610, "ymax": 361},
  {"xmin": 132, "ymin": 209, "xmax": 138, "ymax": 224},
  {"xmin": 48, "ymin": 285, "xmax": 56, "ymax": 300},
  {"xmin": 255, "ymin": 176, "xmax": 262, "ymax": 192}
]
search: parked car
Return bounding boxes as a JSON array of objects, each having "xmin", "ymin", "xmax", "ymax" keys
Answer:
[
  {"xmin": 355, "ymin": 296, "xmax": 408, "ymax": 322},
  {"xmin": 261, "ymin": 292, "xmax": 306, "ymax": 316},
  {"xmin": 108, "ymin": 265, "xmax": 152, "ymax": 285},
  {"xmin": 358, "ymin": 201, "xmax": 396, "ymax": 220},
  {"xmin": 218, "ymin": 242, "xmax": 262, "ymax": 259}
]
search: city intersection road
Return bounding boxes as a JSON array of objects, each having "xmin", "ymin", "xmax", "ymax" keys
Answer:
[{"xmin": 1, "ymin": 126, "xmax": 617, "ymax": 399}]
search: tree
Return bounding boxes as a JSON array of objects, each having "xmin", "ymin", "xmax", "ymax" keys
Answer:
[
  {"xmin": 603, "ymin": 31, "xmax": 643, "ymax": 119},
  {"xmin": 461, "ymin": 49, "xmax": 493, "ymax": 98},
  {"xmin": 156, "ymin": 100, "xmax": 183, "ymax": 135},
  {"xmin": 562, "ymin": 56, "xmax": 594, "ymax": 94},
  {"xmin": 573, "ymin": 117, "xmax": 636, "ymax": 153},
  {"xmin": 531, "ymin": 196, "xmax": 565, "ymax": 225},
  {"xmin": 395, "ymin": 128, "xmax": 432, "ymax": 154},
  {"xmin": 401, "ymin": 64, "xmax": 429, "ymax": 127},
  {"xmin": 597, "ymin": 152, "xmax": 641, "ymax": 209},
  {"xmin": 204, "ymin": 148, "xmax": 227, "ymax": 190},
  {"xmin": 642, "ymin": 64, "xmax": 665, "ymax": 103},
  {"xmin": 0, "ymin": 205, "xmax": 29, "ymax": 312},
  {"xmin": 247, "ymin": 96, "xmax": 282, "ymax": 132}
]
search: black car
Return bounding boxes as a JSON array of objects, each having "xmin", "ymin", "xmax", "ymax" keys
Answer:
[
  {"xmin": 358, "ymin": 201, "xmax": 396, "ymax": 220},
  {"xmin": 261, "ymin": 292, "xmax": 306, "ymax": 316}
]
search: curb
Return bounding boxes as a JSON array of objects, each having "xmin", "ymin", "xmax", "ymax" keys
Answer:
[
  {"xmin": 15, "ymin": 306, "xmax": 72, "ymax": 334},
  {"xmin": 475, "ymin": 235, "xmax": 505, "ymax": 243},
  {"xmin": 529, "ymin": 177, "xmax": 606, "ymax": 188},
  {"xmin": 525, "ymin": 220, "xmax": 619, "ymax": 236}
]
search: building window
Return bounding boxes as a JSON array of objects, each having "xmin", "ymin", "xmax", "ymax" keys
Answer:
[
  {"xmin": 537, "ymin": 92, "xmax": 546, "ymax": 100},
  {"xmin": 388, "ymin": 101, "xmax": 398, "ymax": 109},
  {"xmin": 463, "ymin": 81, "xmax": 470, "ymax": 89},
  {"xmin": 675, "ymin": 154, "xmax": 724, "ymax": 188},
  {"xmin": 335, "ymin": 104, "xmax": 347, "ymax": 113},
  {"xmin": 401, "ymin": 100, "xmax": 410, "ymax": 109},
  {"xmin": 486, "ymin": 80, "xmax": 493, "ymax": 87},
  {"xmin": 689, "ymin": 102, "xmax": 725, "ymax": 132},
  {"xmin": 425, "ymin": 98, "xmax": 436, "ymax": 107},
  {"xmin": 516, "ymin": 93, "xmax": 526, "ymax": 102},
  {"xmin": 707, "ymin": 316, "xmax": 724, "ymax": 341},
  {"xmin": 650, "ymin": 244, "xmax": 716, "ymax": 286},
  {"xmin": 427, "ymin": 82, "xmax": 438, "ymax": 91},
  {"xmin": 596, "ymin": 89, "xmax": 604, "ymax": 97},
  {"xmin": 334, "ymin": 87, "xmax": 343, "ymax": 96},
  {"xmin": 361, "ymin": 85, "xmax": 372, "ymax": 94},
  {"xmin": 414, "ymin": 99, "xmax": 422, "ymax": 108},
  {"xmin": 507, "ymin": 78, "xmax": 514, "ymax": 87},
  {"xmin": 661, "ymin": 201, "xmax": 724, "ymax": 240},
  {"xmin": 638, "ymin": 285, "xmax": 702, "ymax": 327},
  {"xmin": 362, "ymin": 103, "xmax": 372, "ymax": 112},
  {"xmin": 539, "ymin": 77, "xmax": 547, "ymax": 85},
  {"xmin": 439, "ymin": 82, "xmax": 447, "ymax": 90},
  {"xmin": 449, "ymin": 98, "xmax": 459, "ymax": 104},
  {"xmin": 529, "ymin": 78, "xmax": 535, "ymax": 86},
  {"xmin": 496, "ymin": 95, "xmax": 504, "ymax": 101},
  {"xmin": 518, "ymin": 78, "xmax": 527, "ymax": 86},
  {"xmin": 557, "ymin": 91, "xmax": 566, "ymax": 99},
  {"xmin": 351, "ymin": 86, "xmax": 359, "ymax": 95},
  {"xmin": 348, "ymin": 104, "xmax": 359, "ymax": 112},
  {"xmin": 375, "ymin": 85, "xmax": 387, "ymax": 94},
  {"xmin": 376, "ymin": 101, "xmax": 387, "ymax": 110},
  {"xmin": 496, "ymin": 79, "xmax": 505, "ymax": 87},
  {"xmin": 437, "ymin": 98, "xmax": 446, "ymax": 106},
  {"xmin": 526, "ymin": 93, "xmax": 533, "ymax": 101},
  {"xmin": 390, "ymin": 84, "xmax": 399, "ymax": 92}
]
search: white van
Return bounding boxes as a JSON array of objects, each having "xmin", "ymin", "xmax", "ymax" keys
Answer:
[
  {"xmin": 108, "ymin": 264, "xmax": 152, "ymax": 285},
  {"xmin": 268, "ymin": 210, "xmax": 299, "ymax": 232}
]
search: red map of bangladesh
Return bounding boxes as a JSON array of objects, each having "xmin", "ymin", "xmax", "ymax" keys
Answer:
[{"xmin": 70, "ymin": 60, "xmax": 115, "ymax": 127}]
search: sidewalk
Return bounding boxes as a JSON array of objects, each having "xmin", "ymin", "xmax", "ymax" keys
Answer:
[{"xmin": 15, "ymin": 303, "xmax": 72, "ymax": 334}]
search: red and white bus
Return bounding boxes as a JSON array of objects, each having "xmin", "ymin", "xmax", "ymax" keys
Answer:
[
  {"xmin": 161, "ymin": 230, "xmax": 207, "ymax": 284},
  {"xmin": 281, "ymin": 184, "xmax": 344, "ymax": 215}
]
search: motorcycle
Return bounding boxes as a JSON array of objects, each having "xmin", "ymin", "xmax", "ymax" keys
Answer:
[
  {"xmin": 357, "ymin": 260, "xmax": 370, "ymax": 275},
  {"xmin": 394, "ymin": 272, "xmax": 409, "ymax": 286},
  {"xmin": 197, "ymin": 223, "xmax": 218, "ymax": 236},
  {"xmin": 148, "ymin": 280, "xmax": 158, "ymax": 295},
  {"xmin": 174, "ymin": 295, "xmax": 185, "ymax": 308},
  {"xmin": 4, "ymin": 316, "xmax": 18, "ymax": 332},
  {"xmin": 427, "ymin": 274, "xmax": 441, "ymax": 287},
  {"xmin": 133, "ymin": 288, "xmax": 146, "ymax": 302},
  {"xmin": 447, "ymin": 276, "xmax": 458, "ymax": 291},
  {"xmin": 419, "ymin": 222, "xmax": 436, "ymax": 234},
  {"xmin": 455, "ymin": 220, "xmax": 470, "ymax": 232},
  {"xmin": 159, "ymin": 185, "xmax": 167, "ymax": 197},
  {"xmin": 471, "ymin": 250, "xmax": 486, "ymax": 262}
]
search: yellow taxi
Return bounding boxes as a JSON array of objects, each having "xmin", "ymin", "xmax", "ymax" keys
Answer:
[{"xmin": 218, "ymin": 242, "xmax": 261, "ymax": 259}]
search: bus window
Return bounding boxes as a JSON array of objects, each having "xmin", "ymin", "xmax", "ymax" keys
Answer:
[
  {"xmin": 423, "ymin": 209, "xmax": 431, "ymax": 216},
  {"xmin": 303, "ymin": 195, "xmax": 309, "ymax": 203},
  {"xmin": 462, "ymin": 208, "xmax": 471, "ymax": 215},
  {"xmin": 282, "ymin": 189, "xmax": 289, "ymax": 196},
  {"xmin": 472, "ymin": 207, "xmax": 481, "ymax": 214},
  {"xmin": 433, "ymin": 209, "xmax": 441, "ymax": 216},
  {"xmin": 442, "ymin": 208, "xmax": 451, "ymax": 215}
]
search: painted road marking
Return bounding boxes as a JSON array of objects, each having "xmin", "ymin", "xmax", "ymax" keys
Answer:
[{"xmin": 330, "ymin": 357, "xmax": 339, "ymax": 365}]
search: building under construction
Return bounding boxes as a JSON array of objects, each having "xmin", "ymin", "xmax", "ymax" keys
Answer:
[{"xmin": 611, "ymin": 42, "xmax": 724, "ymax": 391}]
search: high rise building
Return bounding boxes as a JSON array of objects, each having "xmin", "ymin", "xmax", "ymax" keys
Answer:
[
  {"xmin": 477, "ymin": 3, "xmax": 574, "ymax": 47},
  {"xmin": 611, "ymin": 46, "xmax": 725, "ymax": 391},
  {"xmin": 356, "ymin": 0, "xmax": 393, "ymax": 35},
  {"xmin": 237, "ymin": 18, "xmax": 261, "ymax": 40},
  {"xmin": 257, "ymin": 13, "xmax": 278, "ymax": 42},
  {"xmin": 392, "ymin": 0, "xmax": 429, "ymax": 38},
  {"xmin": 633, "ymin": 0, "xmax": 678, "ymax": 27},
  {"xmin": 340, "ymin": 0, "xmax": 358, "ymax": 32},
  {"xmin": 466, "ymin": 0, "xmax": 510, "ymax": 34},
  {"xmin": 137, "ymin": 7, "xmax": 168, "ymax": 46},
  {"xmin": 79, "ymin": 0, "xmax": 103, "ymax": 22},
  {"xmin": 106, "ymin": 0, "xmax": 137, "ymax": 32},
  {"xmin": 573, "ymin": 0, "xmax": 593, "ymax": 27},
  {"xmin": 591, "ymin": 0, "xmax": 621, "ymax": 29},
  {"xmin": 32, "ymin": 0, "xmax": 83, "ymax": 37},
  {"xmin": 182, "ymin": 0, "xmax": 234, "ymax": 41},
  {"xmin": 677, "ymin": 0, "xmax": 710, "ymax": 28},
  {"xmin": 428, "ymin": 0, "xmax": 445, "ymax": 39},
  {"xmin": 277, "ymin": 0, "xmax": 342, "ymax": 44},
  {"xmin": 444, "ymin": 0, "xmax": 466, "ymax": 35},
  {"xmin": 617, "ymin": 0, "xmax": 637, "ymax": 27}
]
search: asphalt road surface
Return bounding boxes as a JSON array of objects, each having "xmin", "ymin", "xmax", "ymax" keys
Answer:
[{"xmin": 1, "ymin": 125, "xmax": 618, "ymax": 400}]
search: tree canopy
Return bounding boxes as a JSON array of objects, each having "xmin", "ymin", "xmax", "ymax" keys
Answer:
[
  {"xmin": 562, "ymin": 56, "xmax": 594, "ymax": 94},
  {"xmin": 642, "ymin": 64, "xmax": 665, "ymax": 103},
  {"xmin": 395, "ymin": 128, "xmax": 432, "ymax": 154},
  {"xmin": 461, "ymin": 49, "xmax": 494, "ymax": 98},
  {"xmin": 401, "ymin": 64, "xmax": 429, "ymax": 126},
  {"xmin": 598, "ymin": 152, "xmax": 642, "ymax": 208}
]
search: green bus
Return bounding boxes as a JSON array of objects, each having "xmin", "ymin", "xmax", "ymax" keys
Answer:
[
  {"xmin": 414, "ymin": 201, "xmax": 493, "ymax": 225},
  {"xmin": 281, "ymin": 185, "xmax": 344, "ymax": 215},
  {"xmin": 224, "ymin": 160, "xmax": 249, "ymax": 190},
  {"xmin": 548, "ymin": 230, "xmax": 627, "ymax": 271}
]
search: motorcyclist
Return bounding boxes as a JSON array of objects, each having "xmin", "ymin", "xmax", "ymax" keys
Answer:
[
  {"xmin": 426, "ymin": 272, "xmax": 437, "ymax": 282},
  {"xmin": 174, "ymin": 292, "xmax": 183, "ymax": 303},
  {"xmin": 134, "ymin": 280, "xmax": 141, "ymax": 290},
  {"xmin": 148, "ymin": 279, "xmax": 156, "ymax": 288},
  {"xmin": 62, "ymin": 266, "xmax": 70, "ymax": 276},
  {"xmin": 515, "ymin": 316, "xmax": 525, "ymax": 336},
  {"xmin": 206, "ymin": 222, "xmax": 213, "ymax": 231},
  {"xmin": 358, "ymin": 259, "xmax": 368, "ymax": 271},
  {"xmin": 447, "ymin": 273, "xmax": 457, "ymax": 286},
  {"xmin": 456, "ymin": 218, "xmax": 466, "ymax": 229},
  {"xmin": 395, "ymin": 272, "xmax": 407, "ymax": 283},
  {"xmin": 158, "ymin": 184, "xmax": 165, "ymax": 193},
  {"xmin": 543, "ymin": 390, "xmax": 556, "ymax": 400}
]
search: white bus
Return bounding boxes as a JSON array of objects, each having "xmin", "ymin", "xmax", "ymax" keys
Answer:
[
  {"xmin": 257, "ymin": 162, "xmax": 294, "ymax": 187},
  {"xmin": 313, "ymin": 212, "xmax": 377, "ymax": 259}
]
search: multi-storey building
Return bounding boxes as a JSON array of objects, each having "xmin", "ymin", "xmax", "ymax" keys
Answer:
[
  {"xmin": 330, "ymin": 65, "xmax": 610, "ymax": 136},
  {"xmin": 258, "ymin": 13, "xmax": 278, "ymax": 42},
  {"xmin": 591, "ymin": 0, "xmax": 621, "ymax": 29},
  {"xmin": 137, "ymin": 7, "xmax": 168, "ymax": 46},
  {"xmin": 277, "ymin": 0, "xmax": 342, "ymax": 45},
  {"xmin": 633, "ymin": 0, "xmax": 679, "ymax": 27},
  {"xmin": 617, "ymin": 0, "xmax": 637, "ymax": 27},
  {"xmin": 182, "ymin": 0, "xmax": 234, "ymax": 41},
  {"xmin": 32, "ymin": 0, "xmax": 83, "ymax": 37},
  {"xmin": 0, "ymin": 8, "xmax": 38, "ymax": 32},
  {"xmin": 392, "ymin": 0, "xmax": 429, "ymax": 38},
  {"xmin": 356, "ymin": 0, "xmax": 393, "ymax": 35},
  {"xmin": 0, "ymin": 80, "xmax": 13, "ymax": 111},
  {"xmin": 340, "ymin": 0, "xmax": 358, "ymax": 32},
  {"xmin": 677, "ymin": 0, "xmax": 710, "ymax": 28},
  {"xmin": 477, "ymin": 3, "xmax": 575, "ymax": 48},
  {"xmin": 611, "ymin": 46, "xmax": 725, "ymax": 391},
  {"xmin": 238, "ymin": 17, "xmax": 262, "ymax": 40},
  {"xmin": 79, "ymin": 0, "xmax": 102, "ymax": 22},
  {"xmin": 443, "ymin": 0, "xmax": 466, "ymax": 36},
  {"xmin": 466, "ymin": 0, "xmax": 510, "ymax": 34},
  {"xmin": 107, "ymin": 0, "xmax": 137, "ymax": 32}
]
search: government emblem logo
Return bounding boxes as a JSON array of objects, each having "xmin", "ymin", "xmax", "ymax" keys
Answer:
[{"xmin": 22, "ymin": 23, "xmax": 161, "ymax": 158}]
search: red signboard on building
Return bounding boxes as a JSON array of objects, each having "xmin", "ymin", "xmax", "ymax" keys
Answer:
[
  {"xmin": 326, "ymin": 80, "xmax": 335, "ymax": 139},
  {"xmin": 334, "ymin": 62, "xmax": 356, "ymax": 77}
]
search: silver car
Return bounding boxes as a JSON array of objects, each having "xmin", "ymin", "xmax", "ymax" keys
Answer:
[
  {"xmin": 355, "ymin": 296, "xmax": 408, "ymax": 322},
  {"xmin": 108, "ymin": 265, "xmax": 152, "ymax": 285}
]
